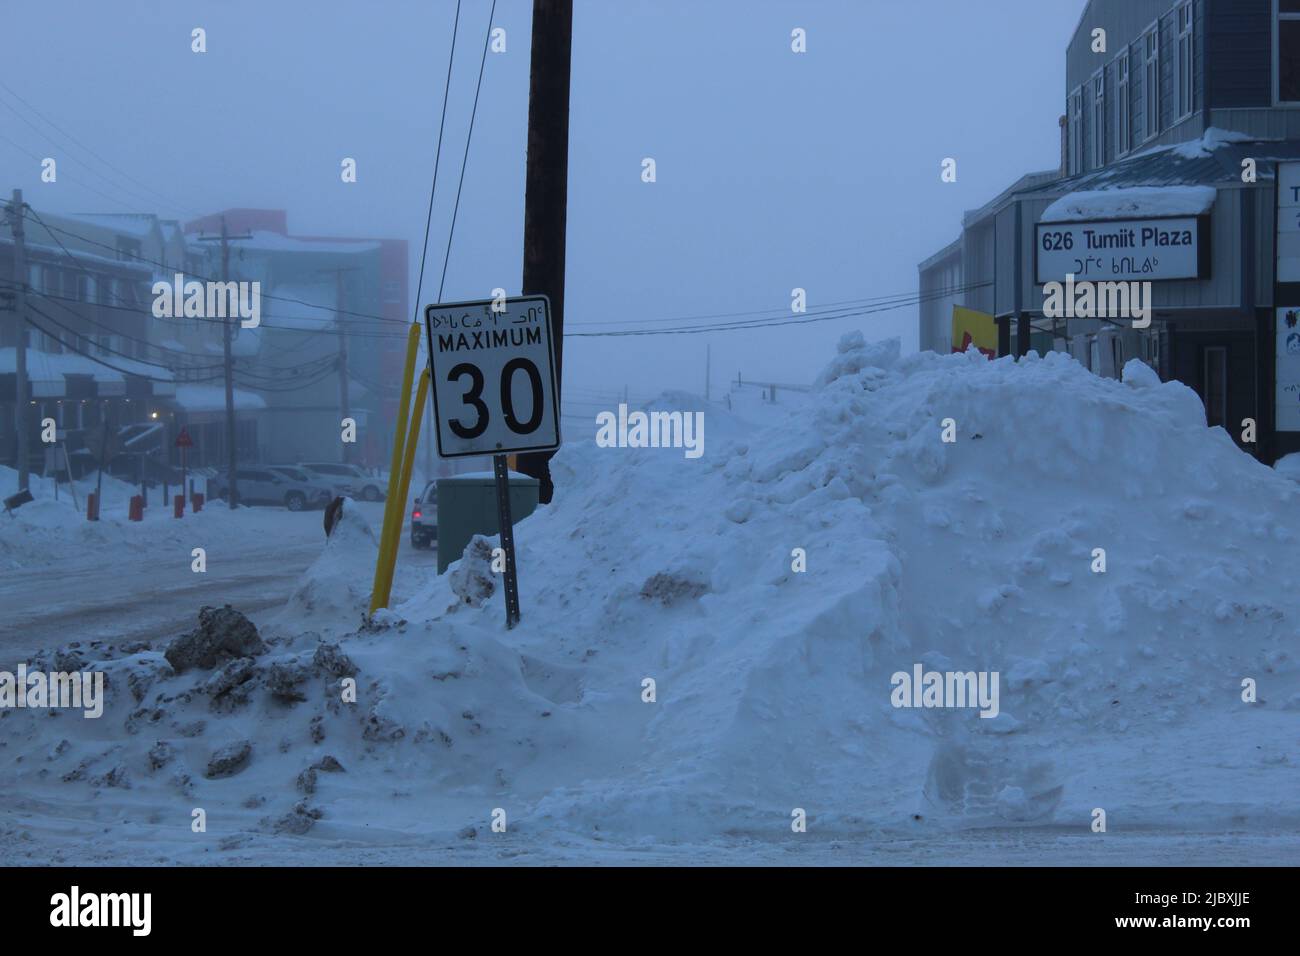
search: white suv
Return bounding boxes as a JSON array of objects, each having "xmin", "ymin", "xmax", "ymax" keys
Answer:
[{"xmin": 299, "ymin": 462, "xmax": 386, "ymax": 502}]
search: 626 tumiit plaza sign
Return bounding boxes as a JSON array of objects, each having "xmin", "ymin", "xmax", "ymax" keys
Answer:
[{"xmin": 1035, "ymin": 216, "xmax": 1209, "ymax": 284}]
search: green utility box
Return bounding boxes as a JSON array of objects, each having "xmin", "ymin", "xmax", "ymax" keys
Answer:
[{"xmin": 436, "ymin": 471, "xmax": 541, "ymax": 574}]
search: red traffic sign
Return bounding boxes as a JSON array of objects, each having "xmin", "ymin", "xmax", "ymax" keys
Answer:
[{"xmin": 174, "ymin": 427, "xmax": 194, "ymax": 448}]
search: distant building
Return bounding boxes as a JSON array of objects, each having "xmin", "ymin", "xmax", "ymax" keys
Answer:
[
  {"xmin": 183, "ymin": 209, "xmax": 409, "ymax": 469},
  {"xmin": 0, "ymin": 208, "xmax": 175, "ymax": 476},
  {"xmin": 918, "ymin": 0, "xmax": 1300, "ymax": 463}
]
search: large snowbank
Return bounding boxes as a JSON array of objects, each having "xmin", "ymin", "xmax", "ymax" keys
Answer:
[{"xmin": 4, "ymin": 336, "xmax": 1299, "ymax": 861}]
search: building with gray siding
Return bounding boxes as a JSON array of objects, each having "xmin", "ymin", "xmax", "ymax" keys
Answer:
[{"xmin": 919, "ymin": 0, "xmax": 1300, "ymax": 463}]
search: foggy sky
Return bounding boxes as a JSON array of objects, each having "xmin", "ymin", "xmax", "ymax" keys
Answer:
[{"xmin": 2, "ymin": 0, "xmax": 1084, "ymax": 403}]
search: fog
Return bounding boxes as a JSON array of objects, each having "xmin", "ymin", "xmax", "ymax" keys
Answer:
[{"xmin": 2, "ymin": 0, "xmax": 1083, "ymax": 402}]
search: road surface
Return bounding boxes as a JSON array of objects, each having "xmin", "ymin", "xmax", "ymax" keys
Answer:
[{"xmin": 0, "ymin": 500, "xmax": 437, "ymax": 663}]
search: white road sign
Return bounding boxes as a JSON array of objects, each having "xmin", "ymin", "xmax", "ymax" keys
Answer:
[
  {"xmin": 1277, "ymin": 162, "xmax": 1300, "ymax": 283},
  {"xmin": 424, "ymin": 294, "xmax": 561, "ymax": 458},
  {"xmin": 1035, "ymin": 217, "xmax": 1206, "ymax": 283}
]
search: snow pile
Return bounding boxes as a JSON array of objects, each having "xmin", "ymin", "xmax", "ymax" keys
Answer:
[
  {"xmin": 1041, "ymin": 185, "xmax": 1217, "ymax": 222},
  {"xmin": 5, "ymin": 335, "xmax": 1300, "ymax": 860},
  {"xmin": 270, "ymin": 499, "xmax": 376, "ymax": 636}
]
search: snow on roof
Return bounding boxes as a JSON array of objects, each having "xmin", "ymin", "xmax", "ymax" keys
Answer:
[
  {"xmin": 0, "ymin": 347, "xmax": 170, "ymax": 383},
  {"xmin": 66, "ymin": 213, "xmax": 159, "ymax": 238},
  {"xmin": 1, "ymin": 236, "xmax": 154, "ymax": 275},
  {"xmin": 267, "ymin": 282, "xmax": 337, "ymax": 330},
  {"xmin": 234, "ymin": 231, "xmax": 379, "ymax": 255},
  {"xmin": 1168, "ymin": 127, "xmax": 1255, "ymax": 160},
  {"xmin": 174, "ymin": 383, "xmax": 267, "ymax": 412},
  {"xmin": 1041, "ymin": 185, "xmax": 1217, "ymax": 223}
]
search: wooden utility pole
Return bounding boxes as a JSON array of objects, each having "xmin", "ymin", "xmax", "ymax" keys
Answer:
[
  {"xmin": 516, "ymin": 0, "xmax": 573, "ymax": 504},
  {"xmin": 318, "ymin": 266, "xmax": 360, "ymax": 464},
  {"xmin": 7, "ymin": 189, "xmax": 29, "ymax": 492},
  {"xmin": 198, "ymin": 216, "xmax": 251, "ymax": 508}
]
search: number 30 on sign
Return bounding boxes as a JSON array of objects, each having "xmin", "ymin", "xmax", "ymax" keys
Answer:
[{"xmin": 424, "ymin": 295, "xmax": 562, "ymax": 458}]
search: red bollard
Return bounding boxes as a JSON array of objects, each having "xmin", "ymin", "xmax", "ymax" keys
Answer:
[
  {"xmin": 86, "ymin": 492, "xmax": 99, "ymax": 522},
  {"xmin": 173, "ymin": 494, "xmax": 185, "ymax": 518},
  {"xmin": 192, "ymin": 492, "xmax": 204, "ymax": 513},
  {"xmin": 129, "ymin": 495, "xmax": 144, "ymax": 521}
]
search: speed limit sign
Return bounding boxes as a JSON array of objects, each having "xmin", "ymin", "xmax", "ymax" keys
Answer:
[{"xmin": 425, "ymin": 295, "xmax": 562, "ymax": 458}]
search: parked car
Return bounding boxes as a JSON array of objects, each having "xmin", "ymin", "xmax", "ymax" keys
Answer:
[
  {"xmin": 410, "ymin": 481, "xmax": 437, "ymax": 549},
  {"xmin": 298, "ymin": 462, "xmax": 386, "ymax": 502},
  {"xmin": 208, "ymin": 467, "xmax": 330, "ymax": 511},
  {"xmin": 267, "ymin": 465, "xmax": 340, "ymax": 504}
]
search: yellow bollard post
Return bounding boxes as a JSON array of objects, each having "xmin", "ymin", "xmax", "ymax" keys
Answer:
[
  {"xmin": 369, "ymin": 323, "xmax": 422, "ymax": 615},
  {"xmin": 373, "ymin": 368, "xmax": 429, "ymax": 611}
]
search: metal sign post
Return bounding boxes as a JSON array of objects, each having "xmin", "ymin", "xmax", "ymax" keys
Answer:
[
  {"xmin": 425, "ymin": 295, "xmax": 561, "ymax": 629},
  {"xmin": 493, "ymin": 453, "xmax": 522, "ymax": 628}
]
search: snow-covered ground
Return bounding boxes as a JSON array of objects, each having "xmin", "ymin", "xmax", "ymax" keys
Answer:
[{"xmin": 3, "ymin": 336, "xmax": 1298, "ymax": 865}]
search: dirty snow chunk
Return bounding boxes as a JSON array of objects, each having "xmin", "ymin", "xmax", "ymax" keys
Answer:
[
  {"xmin": 205, "ymin": 740, "xmax": 252, "ymax": 778},
  {"xmin": 147, "ymin": 740, "xmax": 174, "ymax": 771},
  {"xmin": 449, "ymin": 535, "xmax": 496, "ymax": 608},
  {"xmin": 639, "ymin": 571, "xmax": 708, "ymax": 606},
  {"xmin": 165, "ymin": 605, "xmax": 266, "ymax": 672},
  {"xmin": 271, "ymin": 802, "xmax": 322, "ymax": 835},
  {"xmin": 267, "ymin": 659, "xmax": 313, "ymax": 702},
  {"xmin": 313, "ymin": 642, "xmax": 358, "ymax": 678},
  {"xmin": 204, "ymin": 657, "xmax": 257, "ymax": 697},
  {"xmin": 1122, "ymin": 359, "xmax": 1161, "ymax": 389}
]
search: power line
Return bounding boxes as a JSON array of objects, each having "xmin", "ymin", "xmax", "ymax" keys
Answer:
[
  {"xmin": 23, "ymin": 211, "xmax": 409, "ymax": 327},
  {"xmin": 0, "ymin": 92, "xmax": 200, "ymax": 219},
  {"xmin": 24, "ymin": 306, "xmax": 207, "ymax": 384},
  {"xmin": 0, "ymin": 130, "xmax": 139, "ymax": 212},
  {"xmin": 567, "ymin": 287, "xmax": 968, "ymax": 329},
  {"xmin": 20, "ymin": 216, "xmax": 340, "ymax": 374},
  {"xmin": 565, "ymin": 283, "xmax": 995, "ymax": 337},
  {"xmin": 412, "ymin": 0, "xmax": 463, "ymax": 324},
  {"xmin": 437, "ymin": 0, "xmax": 498, "ymax": 302}
]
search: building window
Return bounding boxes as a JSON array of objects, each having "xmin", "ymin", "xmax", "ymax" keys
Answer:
[
  {"xmin": 1091, "ymin": 71, "xmax": 1106, "ymax": 168},
  {"xmin": 115, "ymin": 237, "xmax": 141, "ymax": 263},
  {"xmin": 1143, "ymin": 26, "xmax": 1160, "ymax": 140},
  {"xmin": 1069, "ymin": 87, "xmax": 1084, "ymax": 174},
  {"xmin": 1176, "ymin": 2, "xmax": 1194, "ymax": 119},
  {"xmin": 382, "ymin": 280, "xmax": 402, "ymax": 304},
  {"xmin": 1203, "ymin": 346, "xmax": 1227, "ymax": 427},
  {"xmin": 1279, "ymin": 0, "xmax": 1300, "ymax": 102},
  {"xmin": 1117, "ymin": 51, "xmax": 1131, "ymax": 154}
]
